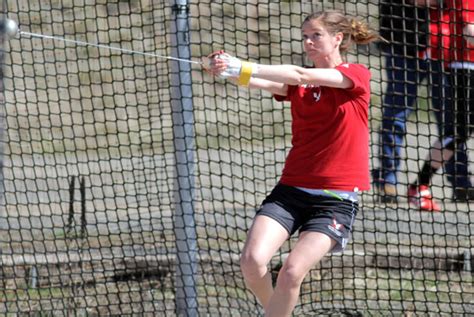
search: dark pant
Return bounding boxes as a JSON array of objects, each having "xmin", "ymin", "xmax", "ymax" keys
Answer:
[
  {"xmin": 442, "ymin": 68, "xmax": 474, "ymax": 182},
  {"xmin": 374, "ymin": 53, "xmax": 470, "ymax": 188}
]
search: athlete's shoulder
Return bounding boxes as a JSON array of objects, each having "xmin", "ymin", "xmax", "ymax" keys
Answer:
[
  {"xmin": 337, "ymin": 63, "xmax": 369, "ymax": 71},
  {"xmin": 336, "ymin": 63, "xmax": 371, "ymax": 80}
]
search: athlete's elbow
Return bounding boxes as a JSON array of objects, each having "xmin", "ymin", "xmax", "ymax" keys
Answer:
[
  {"xmin": 287, "ymin": 70, "xmax": 307, "ymax": 85},
  {"xmin": 286, "ymin": 67, "xmax": 307, "ymax": 86},
  {"xmin": 287, "ymin": 78, "xmax": 304, "ymax": 85},
  {"xmin": 280, "ymin": 67, "xmax": 314, "ymax": 85}
]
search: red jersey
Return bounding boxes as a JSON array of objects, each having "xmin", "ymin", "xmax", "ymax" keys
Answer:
[
  {"xmin": 274, "ymin": 64, "xmax": 371, "ymax": 191},
  {"xmin": 446, "ymin": 0, "xmax": 474, "ymax": 63}
]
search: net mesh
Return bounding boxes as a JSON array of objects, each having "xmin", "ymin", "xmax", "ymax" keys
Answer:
[{"xmin": 1, "ymin": 0, "xmax": 473, "ymax": 316}]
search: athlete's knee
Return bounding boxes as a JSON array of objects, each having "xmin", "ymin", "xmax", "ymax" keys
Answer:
[
  {"xmin": 276, "ymin": 263, "xmax": 307, "ymax": 290},
  {"xmin": 240, "ymin": 250, "xmax": 268, "ymax": 278}
]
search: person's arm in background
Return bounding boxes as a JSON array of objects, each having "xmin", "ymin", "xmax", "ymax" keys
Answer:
[
  {"xmin": 462, "ymin": 0, "xmax": 474, "ymax": 45},
  {"xmin": 463, "ymin": 24, "xmax": 474, "ymax": 45},
  {"xmin": 410, "ymin": 0, "xmax": 438, "ymax": 7}
]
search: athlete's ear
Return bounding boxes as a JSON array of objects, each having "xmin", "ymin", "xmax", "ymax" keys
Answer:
[{"xmin": 334, "ymin": 32, "xmax": 343, "ymax": 46}]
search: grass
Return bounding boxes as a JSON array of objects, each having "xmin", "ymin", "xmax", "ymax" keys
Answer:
[
  {"xmin": 1, "ymin": 287, "xmax": 65, "ymax": 302},
  {"xmin": 1, "ymin": 287, "xmax": 69, "ymax": 316},
  {"xmin": 0, "ymin": 253, "xmax": 471, "ymax": 315},
  {"xmin": 298, "ymin": 266, "xmax": 472, "ymax": 315}
]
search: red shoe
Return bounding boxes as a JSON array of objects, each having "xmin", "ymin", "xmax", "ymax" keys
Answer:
[{"xmin": 408, "ymin": 184, "xmax": 441, "ymax": 212}]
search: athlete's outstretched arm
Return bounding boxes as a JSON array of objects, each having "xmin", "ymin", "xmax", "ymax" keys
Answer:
[
  {"xmin": 205, "ymin": 53, "xmax": 353, "ymax": 89},
  {"xmin": 247, "ymin": 78, "xmax": 288, "ymax": 96},
  {"xmin": 253, "ymin": 64, "xmax": 354, "ymax": 89}
]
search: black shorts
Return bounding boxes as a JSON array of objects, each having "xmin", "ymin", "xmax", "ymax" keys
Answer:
[{"xmin": 256, "ymin": 183, "xmax": 358, "ymax": 253}]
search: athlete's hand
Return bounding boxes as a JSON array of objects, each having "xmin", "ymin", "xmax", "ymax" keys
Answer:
[
  {"xmin": 203, "ymin": 50, "xmax": 242, "ymax": 78},
  {"xmin": 203, "ymin": 50, "xmax": 257, "ymax": 86},
  {"xmin": 216, "ymin": 53, "xmax": 243, "ymax": 78}
]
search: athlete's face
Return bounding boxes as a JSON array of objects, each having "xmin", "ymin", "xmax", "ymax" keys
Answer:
[{"xmin": 302, "ymin": 19, "xmax": 342, "ymax": 62}]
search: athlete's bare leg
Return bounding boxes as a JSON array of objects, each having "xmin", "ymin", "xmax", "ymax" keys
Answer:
[
  {"xmin": 264, "ymin": 231, "xmax": 336, "ymax": 317},
  {"xmin": 240, "ymin": 215, "xmax": 290, "ymax": 308}
]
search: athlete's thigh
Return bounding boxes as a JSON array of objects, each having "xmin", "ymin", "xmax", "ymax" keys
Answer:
[
  {"xmin": 242, "ymin": 214, "xmax": 290, "ymax": 264},
  {"xmin": 283, "ymin": 231, "xmax": 336, "ymax": 274}
]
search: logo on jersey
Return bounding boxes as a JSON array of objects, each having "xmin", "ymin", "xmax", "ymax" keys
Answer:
[
  {"xmin": 302, "ymin": 84, "xmax": 322, "ymax": 102},
  {"xmin": 313, "ymin": 88, "xmax": 321, "ymax": 102},
  {"xmin": 327, "ymin": 217, "xmax": 344, "ymax": 237}
]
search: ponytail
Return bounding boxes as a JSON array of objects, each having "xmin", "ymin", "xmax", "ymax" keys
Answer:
[{"xmin": 304, "ymin": 11, "xmax": 381, "ymax": 53}]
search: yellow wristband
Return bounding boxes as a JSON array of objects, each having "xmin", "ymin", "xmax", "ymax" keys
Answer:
[{"xmin": 238, "ymin": 61, "xmax": 254, "ymax": 86}]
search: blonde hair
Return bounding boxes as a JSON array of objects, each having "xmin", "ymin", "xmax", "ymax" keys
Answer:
[{"xmin": 303, "ymin": 11, "xmax": 380, "ymax": 53}]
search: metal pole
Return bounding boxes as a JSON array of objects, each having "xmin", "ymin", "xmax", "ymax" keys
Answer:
[
  {"xmin": 0, "ymin": 0, "xmax": 6, "ymax": 225},
  {"xmin": 169, "ymin": 1, "xmax": 198, "ymax": 316}
]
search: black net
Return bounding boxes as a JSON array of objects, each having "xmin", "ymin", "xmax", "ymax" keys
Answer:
[{"xmin": 0, "ymin": 0, "xmax": 472, "ymax": 316}]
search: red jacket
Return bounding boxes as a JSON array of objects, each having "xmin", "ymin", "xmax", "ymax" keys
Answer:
[
  {"xmin": 446, "ymin": 0, "xmax": 474, "ymax": 64},
  {"xmin": 423, "ymin": 8, "xmax": 451, "ymax": 64}
]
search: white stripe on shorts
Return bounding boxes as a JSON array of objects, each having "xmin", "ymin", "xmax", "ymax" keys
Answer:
[{"xmin": 296, "ymin": 187, "xmax": 359, "ymax": 202}]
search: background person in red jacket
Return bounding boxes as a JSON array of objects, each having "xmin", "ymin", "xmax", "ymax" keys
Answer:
[
  {"xmin": 373, "ymin": 0, "xmax": 472, "ymax": 206},
  {"xmin": 409, "ymin": 0, "xmax": 474, "ymax": 210}
]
